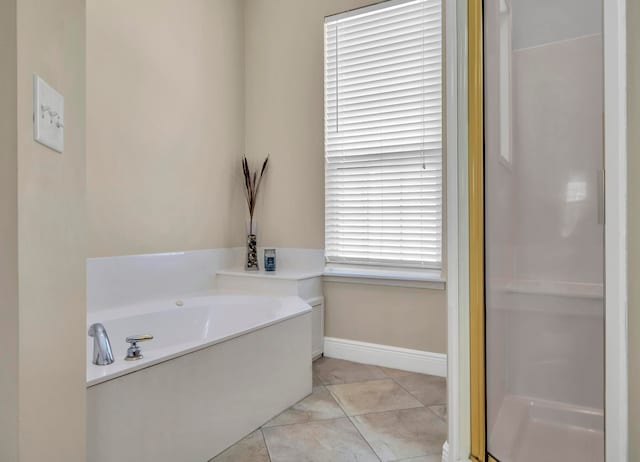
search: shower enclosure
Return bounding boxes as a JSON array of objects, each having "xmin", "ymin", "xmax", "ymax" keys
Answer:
[{"xmin": 483, "ymin": 1, "xmax": 605, "ymax": 461}]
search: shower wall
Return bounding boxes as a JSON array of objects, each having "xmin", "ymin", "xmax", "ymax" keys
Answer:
[
  {"xmin": 507, "ymin": 32, "xmax": 604, "ymax": 407},
  {"xmin": 485, "ymin": 0, "xmax": 604, "ymax": 460}
]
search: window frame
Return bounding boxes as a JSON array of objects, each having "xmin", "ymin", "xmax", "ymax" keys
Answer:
[{"xmin": 323, "ymin": 0, "xmax": 445, "ymax": 280}]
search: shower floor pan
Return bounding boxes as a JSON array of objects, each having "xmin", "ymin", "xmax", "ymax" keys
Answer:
[{"xmin": 489, "ymin": 395, "xmax": 604, "ymax": 462}]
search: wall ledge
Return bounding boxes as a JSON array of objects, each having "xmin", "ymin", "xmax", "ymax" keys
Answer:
[{"xmin": 323, "ymin": 267, "xmax": 446, "ymax": 290}]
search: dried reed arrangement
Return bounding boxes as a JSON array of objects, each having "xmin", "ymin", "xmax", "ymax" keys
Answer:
[{"xmin": 242, "ymin": 154, "xmax": 269, "ymax": 235}]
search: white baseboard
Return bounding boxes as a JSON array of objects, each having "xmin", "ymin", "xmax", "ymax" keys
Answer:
[{"xmin": 323, "ymin": 337, "xmax": 447, "ymax": 377}]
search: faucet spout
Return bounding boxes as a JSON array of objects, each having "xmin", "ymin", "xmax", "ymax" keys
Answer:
[{"xmin": 88, "ymin": 323, "xmax": 114, "ymax": 365}]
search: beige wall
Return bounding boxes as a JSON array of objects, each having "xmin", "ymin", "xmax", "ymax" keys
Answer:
[
  {"xmin": 628, "ymin": 0, "xmax": 639, "ymax": 458},
  {"xmin": 87, "ymin": 0, "xmax": 446, "ymax": 352},
  {"xmin": 244, "ymin": 0, "xmax": 447, "ymax": 353},
  {"xmin": 325, "ymin": 282, "xmax": 447, "ymax": 353},
  {"xmin": 86, "ymin": 0, "xmax": 245, "ymax": 257},
  {"xmin": 2, "ymin": 0, "xmax": 87, "ymax": 460},
  {"xmin": 244, "ymin": 0, "xmax": 382, "ymax": 249},
  {"xmin": 0, "ymin": 0, "xmax": 18, "ymax": 460}
]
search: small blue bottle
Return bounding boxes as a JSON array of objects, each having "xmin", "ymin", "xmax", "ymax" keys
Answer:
[{"xmin": 264, "ymin": 249, "xmax": 276, "ymax": 272}]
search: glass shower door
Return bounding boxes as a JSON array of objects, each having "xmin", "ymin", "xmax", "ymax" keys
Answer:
[{"xmin": 484, "ymin": 1, "xmax": 605, "ymax": 461}]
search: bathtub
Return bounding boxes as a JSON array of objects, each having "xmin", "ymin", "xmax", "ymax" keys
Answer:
[{"xmin": 87, "ymin": 293, "xmax": 312, "ymax": 462}]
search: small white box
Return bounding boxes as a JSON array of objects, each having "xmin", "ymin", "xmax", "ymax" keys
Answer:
[{"xmin": 33, "ymin": 74, "xmax": 64, "ymax": 153}]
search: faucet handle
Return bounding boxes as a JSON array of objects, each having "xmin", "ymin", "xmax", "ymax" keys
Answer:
[
  {"xmin": 125, "ymin": 334, "xmax": 153, "ymax": 361},
  {"xmin": 126, "ymin": 334, "xmax": 153, "ymax": 343}
]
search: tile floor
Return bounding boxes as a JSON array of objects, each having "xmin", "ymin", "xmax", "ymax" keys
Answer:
[{"xmin": 211, "ymin": 357, "xmax": 447, "ymax": 462}]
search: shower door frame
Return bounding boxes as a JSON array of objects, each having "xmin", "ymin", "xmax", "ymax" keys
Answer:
[{"xmin": 463, "ymin": 0, "xmax": 628, "ymax": 461}]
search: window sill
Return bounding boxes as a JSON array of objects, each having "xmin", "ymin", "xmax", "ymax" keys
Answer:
[{"xmin": 323, "ymin": 266, "xmax": 446, "ymax": 290}]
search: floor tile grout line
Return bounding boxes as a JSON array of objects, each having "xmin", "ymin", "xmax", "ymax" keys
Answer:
[
  {"xmin": 386, "ymin": 373, "xmax": 447, "ymax": 409},
  {"xmin": 325, "ymin": 374, "xmax": 446, "ymax": 414},
  {"xmin": 377, "ymin": 366, "xmax": 413, "ymax": 381},
  {"xmin": 425, "ymin": 405, "xmax": 448, "ymax": 424},
  {"xmin": 323, "ymin": 377, "xmax": 409, "ymax": 390},
  {"xmin": 323, "ymin": 376, "xmax": 432, "ymax": 418},
  {"xmin": 259, "ymin": 428, "xmax": 273, "ymax": 462},
  {"xmin": 314, "ymin": 357, "xmax": 393, "ymax": 387},
  {"xmin": 323, "ymin": 376, "xmax": 437, "ymax": 422},
  {"xmin": 318, "ymin": 375, "xmax": 395, "ymax": 387},
  {"xmin": 377, "ymin": 364, "xmax": 444, "ymax": 384},
  {"xmin": 391, "ymin": 378, "xmax": 428, "ymax": 406},
  {"xmin": 264, "ymin": 416, "xmax": 353, "ymax": 428},
  {"xmin": 263, "ymin": 412, "xmax": 440, "ymax": 462},
  {"xmin": 262, "ymin": 386, "xmax": 347, "ymax": 429},
  {"xmin": 389, "ymin": 447, "xmax": 446, "ymax": 462},
  {"xmin": 350, "ymin": 406, "xmax": 446, "ymax": 462},
  {"xmin": 263, "ymin": 388, "xmax": 319, "ymax": 427},
  {"xmin": 345, "ymin": 414, "xmax": 384, "ymax": 462},
  {"xmin": 266, "ymin": 405, "xmax": 444, "ymax": 462},
  {"xmin": 325, "ymin": 385, "xmax": 353, "ymax": 418},
  {"xmin": 346, "ymin": 403, "xmax": 430, "ymax": 419},
  {"xmin": 321, "ymin": 381, "xmax": 415, "ymax": 453},
  {"xmin": 262, "ymin": 403, "xmax": 434, "ymax": 428},
  {"xmin": 261, "ymin": 413, "xmax": 347, "ymax": 429},
  {"xmin": 264, "ymin": 382, "xmax": 337, "ymax": 428},
  {"xmin": 316, "ymin": 358, "xmax": 443, "ymax": 384},
  {"xmin": 263, "ymin": 413, "xmax": 383, "ymax": 462}
]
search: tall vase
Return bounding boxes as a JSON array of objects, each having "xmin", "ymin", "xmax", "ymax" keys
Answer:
[{"xmin": 246, "ymin": 233, "xmax": 259, "ymax": 271}]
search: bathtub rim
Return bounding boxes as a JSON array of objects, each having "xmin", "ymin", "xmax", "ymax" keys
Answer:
[{"xmin": 86, "ymin": 292, "xmax": 311, "ymax": 387}]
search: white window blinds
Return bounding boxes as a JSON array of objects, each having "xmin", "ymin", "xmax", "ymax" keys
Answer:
[{"xmin": 324, "ymin": 0, "xmax": 443, "ymax": 270}]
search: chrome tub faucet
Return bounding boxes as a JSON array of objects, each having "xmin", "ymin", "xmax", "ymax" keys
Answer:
[{"xmin": 88, "ymin": 323, "xmax": 114, "ymax": 365}]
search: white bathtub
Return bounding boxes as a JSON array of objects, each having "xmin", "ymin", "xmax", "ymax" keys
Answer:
[
  {"xmin": 86, "ymin": 293, "xmax": 310, "ymax": 386},
  {"xmin": 87, "ymin": 293, "xmax": 312, "ymax": 462}
]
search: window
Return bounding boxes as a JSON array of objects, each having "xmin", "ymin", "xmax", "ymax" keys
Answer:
[{"xmin": 324, "ymin": 0, "xmax": 443, "ymax": 271}]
